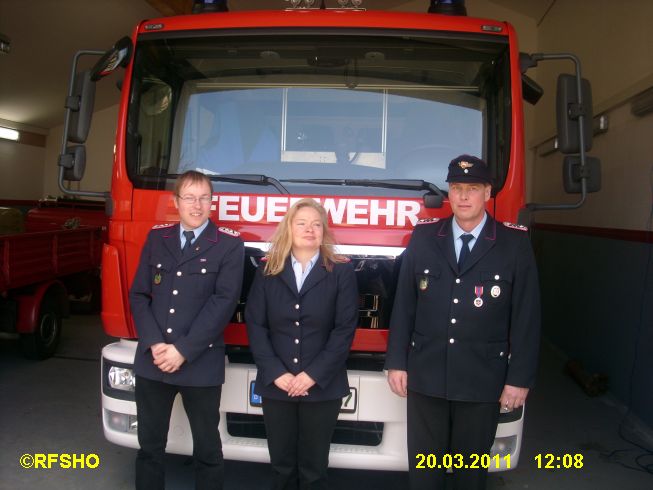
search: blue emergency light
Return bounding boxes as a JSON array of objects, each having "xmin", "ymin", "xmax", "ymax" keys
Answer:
[
  {"xmin": 192, "ymin": 0, "xmax": 228, "ymax": 13},
  {"xmin": 428, "ymin": 0, "xmax": 467, "ymax": 16}
]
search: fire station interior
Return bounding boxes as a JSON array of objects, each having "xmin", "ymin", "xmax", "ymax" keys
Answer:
[{"xmin": 1, "ymin": 1, "xmax": 652, "ymax": 489}]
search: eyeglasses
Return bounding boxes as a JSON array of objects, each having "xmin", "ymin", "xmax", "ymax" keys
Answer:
[{"xmin": 177, "ymin": 195, "xmax": 212, "ymax": 205}]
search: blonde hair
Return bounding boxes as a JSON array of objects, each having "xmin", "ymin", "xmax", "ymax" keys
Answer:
[{"xmin": 264, "ymin": 198, "xmax": 345, "ymax": 276}]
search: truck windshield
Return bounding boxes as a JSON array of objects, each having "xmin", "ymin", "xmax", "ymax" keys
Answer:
[{"xmin": 127, "ymin": 31, "xmax": 510, "ymax": 196}]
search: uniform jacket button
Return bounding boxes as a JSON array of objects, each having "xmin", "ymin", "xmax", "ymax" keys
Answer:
[
  {"xmin": 453, "ymin": 298, "xmax": 459, "ymax": 304},
  {"xmin": 451, "ymin": 318, "xmax": 456, "ymax": 324},
  {"xmin": 169, "ymin": 308, "xmax": 175, "ymax": 314},
  {"xmin": 201, "ymin": 268, "xmax": 207, "ymax": 274},
  {"xmin": 294, "ymin": 339, "xmax": 300, "ymax": 344},
  {"xmin": 209, "ymin": 343, "xmax": 213, "ymax": 348},
  {"xmin": 176, "ymin": 271, "xmax": 182, "ymax": 276},
  {"xmin": 455, "ymin": 278, "xmax": 461, "ymax": 284},
  {"xmin": 449, "ymin": 338, "xmax": 455, "ymax": 344},
  {"xmin": 294, "ymin": 304, "xmax": 300, "ymax": 310},
  {"xmin": 173, "ymin": 290, "xmax": 178, "ymax": 295},
  {"xmin": 293, "ymin": 358, "xmax": 298, "ymax": 364},
  {"xmin": 167, "ymin": 328, "xmax": 173, "ymax": 333},
  {"xmin": 295, "ymin": 321, "xmax": 300, "ymax": 326},
  {"xmin": 157, "ymin": 263, "xmax": 162, "ymax": 269}
]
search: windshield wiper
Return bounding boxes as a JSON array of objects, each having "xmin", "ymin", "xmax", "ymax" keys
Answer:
[
  {"xmin": 206, "ymin": 174, "xmax": 289, "ymax": 194},
  {"xmin": 282, "ymin": 178, "xmax": 444, "ymax": 208}
]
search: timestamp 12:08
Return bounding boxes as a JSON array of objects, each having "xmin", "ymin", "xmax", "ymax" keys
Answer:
[{"xmin": 534, "ymin": 453, "xmax": 584, "ymax": 469}]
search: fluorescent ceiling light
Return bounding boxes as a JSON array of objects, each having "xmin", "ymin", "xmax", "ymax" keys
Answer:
[{"xmin": 0, "ymin": 127, "xmax": 20, "ymax": 141}]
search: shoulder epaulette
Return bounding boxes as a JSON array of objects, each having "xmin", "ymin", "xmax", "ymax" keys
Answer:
[
  {"xmin": 218, "ymin": 226, "xmax": 240, "ymax": 237},
  {"xmin": 416, "ymin": 217, "xmax": 440, "ymax": 225},
  {"xmin": 152, "ymin": 223, "xmax": 175, "ymax": 229},
  {"xmin": 503, "ymin": 221, "xmax": 528, "ymax": 231}
]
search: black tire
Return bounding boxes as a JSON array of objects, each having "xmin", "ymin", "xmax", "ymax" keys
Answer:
[{"xmin": 20, "ymin": 297, "xmax": 63, "ymax": 360}]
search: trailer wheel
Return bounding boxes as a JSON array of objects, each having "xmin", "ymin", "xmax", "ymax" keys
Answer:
[{"xmin": 20, "ymin": 297, "xmax": 62, "ymax": 360}]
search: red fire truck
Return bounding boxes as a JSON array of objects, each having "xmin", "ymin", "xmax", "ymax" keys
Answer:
[{"xmin": 57, "ymin": 0, "xmax": 595, "ymax": 471}]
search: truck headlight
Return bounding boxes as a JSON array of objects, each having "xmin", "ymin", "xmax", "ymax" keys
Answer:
[
  {"xmin": 102, "ymin": 358, "xmax": 136, "ymax": 401},
  {"xmin": 108, "ymin": 366, "xmax": 136, "ymax": 392}
]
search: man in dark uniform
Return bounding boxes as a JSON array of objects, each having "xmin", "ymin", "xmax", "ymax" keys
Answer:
[
  {"xmin": 130, "ymin": 170, "xmax": 244, "ymax": 490},
  {"xmin": 385, "ymin": 155, "xmax": 541, "ymax": 490}
]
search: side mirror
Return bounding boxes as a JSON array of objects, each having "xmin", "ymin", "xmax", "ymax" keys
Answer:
[
  {"xmin": 557, "ymin": 74, "xmax": 593, "ymax": 154},
  {"xmin": 563, "ymin": 156, "xmax": 601, "ymax": 193},
  {"xmin": 67, "ymin": 71, "xmax": 96, "ymax": 144},
  {"xmin": 90, "ymin": 36, "xmax": 133, "ymax": 81},
  {"xmin": 423, "ymin": 193, "xmax": 443, "ymax": 209},
  {"xmin": 58, "ymin": 145, "xmax": 87, "ymax": 182}
]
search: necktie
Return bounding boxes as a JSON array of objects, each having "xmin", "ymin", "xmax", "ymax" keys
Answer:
[
  {"xmin": 182, "ymin": 230, "xmax": 195, "ymax": 254},
  {"xmin": 458, "ymin": 233, "xmax": 473, "ymax": 271}
]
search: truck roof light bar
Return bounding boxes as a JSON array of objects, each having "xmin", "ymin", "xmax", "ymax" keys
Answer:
[
  {"xmin": 192, "ymin": 0, "xmax": 228, "ymax": 14},
  {"xmin": 428, "ymin": 0, "xmax": 467, "ymax": 16}
]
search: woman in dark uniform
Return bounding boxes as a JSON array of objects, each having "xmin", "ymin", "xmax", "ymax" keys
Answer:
[{"xmin": 245, "ymin": 198, "xmax": 359, "ymax": 490}]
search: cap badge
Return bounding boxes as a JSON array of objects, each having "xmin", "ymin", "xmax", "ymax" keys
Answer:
[{"xmin": 458, "ymin": 161, "xmax": 474, "ymax": 169}]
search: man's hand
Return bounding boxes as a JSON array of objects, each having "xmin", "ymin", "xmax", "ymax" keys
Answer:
[
  {"xmin": 387, "ymin": 369, "xmax": 408, "ymax": 397},
  {"xmin": 499, "ymin": 385, "xmax": 529, "ymax": 411},
  {"xmin": 150, "ymin": 342, "xmax": 167, "ymax": 359},
  {"xmin": 153, "ymin": 344, "xmax": 186, "ymax": 373},
  {"xmin": 287, "ymin": 372, "xmax": 315, "ymax": 397},
  {"xmin": 273, "ymin": 373, "xmax": 296, "ymax": 393}
]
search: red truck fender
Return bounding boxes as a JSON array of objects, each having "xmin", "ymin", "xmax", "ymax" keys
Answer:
[{"xmin": 16, "ymin": 280, "xmax": 68, "ymax": 359}]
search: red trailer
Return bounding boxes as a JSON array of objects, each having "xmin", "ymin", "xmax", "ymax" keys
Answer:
[{"xmin": 0, "ymin": 206, "xmax": 104, "ymax": 359}]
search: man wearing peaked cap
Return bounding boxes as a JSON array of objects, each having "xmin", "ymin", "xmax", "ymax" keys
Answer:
[
  {"xmin": 130, "ymin": 170, "xmax": 244, "ymax": 490},
  {"xmin": 385, "ymin": 155, "xmax": 541, "ymax": 490},
  {"xmin": 445, "ymin": 154, "xmax": 492, "ymax": 184}
]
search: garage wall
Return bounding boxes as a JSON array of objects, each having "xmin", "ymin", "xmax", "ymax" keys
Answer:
[
  {"xmin": 0, "ymin": 139, "xmax": 45, "ymax": 200},
  {"xmin": 530, "ymin": 0, "xmax": 653, "ymax": 228},
  {"xmin": 527, "ymin": 0, "xmax": 653, "ymax": 428}
]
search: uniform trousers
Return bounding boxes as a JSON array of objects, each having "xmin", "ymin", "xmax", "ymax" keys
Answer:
[
  {"xmin": 135, "ymin": 375, "xmax": 224, "ymax": 490},
  {"xmin": 262, "ymin": 397, "xmax": 342, "ymax": 490},
  {"xmin": 407, "ymin": 390, "xmax": 499, "ymax": 490}
]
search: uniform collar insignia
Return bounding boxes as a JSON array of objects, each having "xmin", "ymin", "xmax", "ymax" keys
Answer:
[
  {"xmin": 218, "ymin": 226, "xmax": 240, "ymax": 237},
  {"xmin": 503, "ymin": 221, "xmax": 528, "ymax": 231}
]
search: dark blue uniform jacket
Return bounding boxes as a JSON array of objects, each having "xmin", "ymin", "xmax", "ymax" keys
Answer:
[
  {"xmin": 385, "ymin": 215, "xmax": 541, "ymax": 402},
  {"xmin": 129, "ymin": 220, "xmax": 244, "ymax": 387},
  {"xmin": 245, "ymin": 256, "xmax": 359, "ymax": 402}
]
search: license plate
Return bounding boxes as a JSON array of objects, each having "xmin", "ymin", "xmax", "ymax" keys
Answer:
[
  {"xmin": 249, "ymin": 381, "xmax": 262, "ymax": 407},
  {"xmin": 249, "ymin": 381, "xmax": 357, "ymax": 413}
]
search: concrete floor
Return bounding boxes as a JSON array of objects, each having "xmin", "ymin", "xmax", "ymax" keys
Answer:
[{"xmin": 1, "ymin": 315, "xmax": 652, "ymax": 490}]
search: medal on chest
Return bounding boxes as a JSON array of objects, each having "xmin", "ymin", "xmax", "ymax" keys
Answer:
[
  {"xmin": 491, "ymin": 285, "xmax": 501, "ymax": 298},
  {"xmin": 419, "ymin": 269, "xmax": 430, "ymax": 291},
  {"xmin": 154, "ymin": 273, "xmax": 162, "ymax": 285},
  {"xmin": 474, "ymin": 285, "xmax": 484, "ymax": 307}
]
